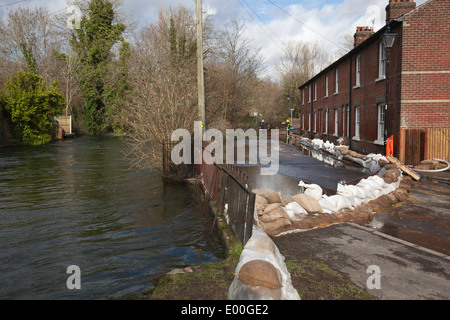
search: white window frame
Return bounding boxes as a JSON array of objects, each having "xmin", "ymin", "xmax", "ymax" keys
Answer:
[
  {"xmin": 355, "ymin": 55, "xmax": 361, "ymax": 87},
  {"xmin": 325, "ymin": 107, "xmax": 329, "ymax": 134},
  {"xmin": 314, "ymin": 111, "xmax": 317, "ymax": 132},
  {"xmin": 308, "ymin": 85, "xmax": 311, "ymax": 103},
  {"xmin": 342, "ymin": 106, "xmax": 346, "ymax": 137},
  {"xmin": 377, "ymin": 42, "xmax": 386, "ymax": 81},
  {"xmin": 354, "ymin": 106, "xmax": 360, "ymax": 140},
  {"xmin": 334, "ymin": 68, "xmax": 339, "ymax": 94},
  {"xmin": 302, "ymin": 88, "xmax": 305, "ymax": 105},
  {"xmin": 309, "ymin": 112, "xmax": 311, "ymax": 131},
  {"xmin": 325, "ymin": 74, "xmax": 329, "ymax": 97},
  {"xmin": 375, "ymin": 103, "xmax": 386, "ymax": 145},
  {"xmin": 334, "ymin": 109, "xmax": 338, "ymax": 136},
  {"xmin": 314, "ymin": 81, "xmax": 317, "ymax": 101}
]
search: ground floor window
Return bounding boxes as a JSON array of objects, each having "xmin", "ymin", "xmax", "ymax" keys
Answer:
[
  {"xmin": 354, "ymin": 106, "xmax": 360, "ymax": 140},
  {"xmin": 375, "ymin": 103, "xmax": 385, "ymax": 145}
]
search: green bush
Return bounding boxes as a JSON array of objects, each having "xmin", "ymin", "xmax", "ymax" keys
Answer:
[{"xmin": 3, "ymin": 71, "xmax": 65, "ymax": 145}]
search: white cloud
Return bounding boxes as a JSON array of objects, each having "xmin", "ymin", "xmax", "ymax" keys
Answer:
[{"xmin": 0, "ymin": 0, "xmax": 429, "ymax": 81}]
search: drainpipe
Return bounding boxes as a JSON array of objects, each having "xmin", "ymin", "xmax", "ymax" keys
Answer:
[
  {"xmin": 349, "ymin": 57, "xmax": 353, "ymax": 149},
  {"xmin": 311, "ymin": 86, "xmax": 314, "ymax": 140}
]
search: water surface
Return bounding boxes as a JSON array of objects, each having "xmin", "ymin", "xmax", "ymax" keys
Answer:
[{"xmin": 0, "ymin": 135, "xmax": 225, "ymax": 299}]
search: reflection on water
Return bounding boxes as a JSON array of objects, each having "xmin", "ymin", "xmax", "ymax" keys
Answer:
[{"xmin": 0, "ymin": 135, "xmax": 225, "ymax": 299}]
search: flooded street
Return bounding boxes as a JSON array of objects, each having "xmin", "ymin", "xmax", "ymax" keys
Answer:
[
  {"xmin": 0, "ymin": 135, "xmax": 225, "ymax": 299},
  {"xmin": 240, "ymin": 139, "xmax": 450, "ymax": 256}
]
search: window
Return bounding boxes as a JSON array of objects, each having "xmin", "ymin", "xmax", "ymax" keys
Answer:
[
  {"xmin": 308, "ymin": 85, "xmax": 311, "ymax": 103},
  {"xmin": 354, "ymin": 107, "xmax": 360, "ymax": 140},
  {"xmin": 335, "ymin": 68, "xmax": 339, "ymax": 94},
  {"xmin": 302, "ymin": 113, "xmax": 305, "ymax": 130},
  {"xmin": 355, "ymin": 55, "xmax": 361, "ymax": 87},
  {"xmin": 302, "ymin": 88, "xmax": 305, "ymax": 105},
  {"xmin": 325, "ymin": 108, "xmax": 329, "ymax": 134},
  {"xmin": 325, "ymin": 74, "xmax": 329, "ymax": 97},
  {"xmin": 334, "ymin": 109, "xmax": 338, "ymax": 136},
  {"xmin": 314, "ymin": 81, "xmax": 317, "ymax": 101},
  {"xmin": 378, "ymin": 43, "xmax": 386, "ymax": 79},
  {"xmin": 309, "ymin": 112, "xmax": 311, "ymax": 131},
  {"xmin": 314, "ymin": 111, "xmax": 317, "ymax": 132},
  {"xmin": 342, "ymin": 106, "xmax": 346, "ymax": 136},
  {"xmin": 376, "ymin": 103, "xmax": 386, "ymax": 144}
]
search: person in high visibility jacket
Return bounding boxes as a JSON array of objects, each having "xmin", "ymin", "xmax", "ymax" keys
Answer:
[{"xmin": 286, "ymin": 119, "xmax": 292, "ymax": 142}]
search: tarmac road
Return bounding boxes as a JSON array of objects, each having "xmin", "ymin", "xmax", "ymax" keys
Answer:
[{"xmin": 273, "ymin": 223, "xmax": 450, "ymax": 300}]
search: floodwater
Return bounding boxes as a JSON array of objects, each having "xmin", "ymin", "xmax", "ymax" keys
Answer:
[
  {"xmin": 238, "ymin": 140, "xmax": 371, "ymax": 199},
  {"xmin": 0, "ymin": 135, "xmax": 225, "ymax": 299}
]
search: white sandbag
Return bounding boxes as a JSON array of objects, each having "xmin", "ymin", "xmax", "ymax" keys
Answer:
[
  {"xmin": 285, "ymin": 202, "xmax": 308, "ymax": 220},
  {"xmin": 319, "ymin": 194, "xmax": 354, "ymax": 213},
  {"xmin": 228, "ymin": 226, "xmax": 300, "ymax": 300},
  {"xmin": 298, "ymin": 181, "xmax": 323, "ymax": 201}
]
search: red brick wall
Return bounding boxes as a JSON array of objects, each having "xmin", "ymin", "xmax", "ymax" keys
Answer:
[
  {"xmin": 299, "ymin": 0, "xmax": 449, "ymax": 158},
  {"xmin": 400, "ymin": 0, "xmax": 450, "ymax": 129}
]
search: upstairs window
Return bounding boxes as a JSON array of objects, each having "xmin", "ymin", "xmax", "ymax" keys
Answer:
[
  {"xmin": 379, "ymin": 43, "xmax": 386, "ymax": 79},
  {"xmin": 355, "ymin": 55, "xmax": 361, "ymax": 87},
  {"xmin": 335, "ymin": 68, "xmax": 339, "ymax": 94}
]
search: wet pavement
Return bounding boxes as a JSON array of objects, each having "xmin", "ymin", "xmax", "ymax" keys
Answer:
[
  {"xmin": 239, "ymin": 141, "xmax": 371, "ymax": 199},
  {"xmin": 241, "ymin": 139, "xmax": 450, "ymax": 299},
  {"xmin": 273, "ymin": 223, "xmax": 450, "ymax": 300},
  {"xmin": 373, "ymin": 176, "xmax": 450, "ymax": 256}
]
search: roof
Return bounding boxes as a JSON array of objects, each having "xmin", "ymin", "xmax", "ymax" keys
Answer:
[{"xmin": 298, "ymin": 19, "xmax": 402, "ymax": 90}]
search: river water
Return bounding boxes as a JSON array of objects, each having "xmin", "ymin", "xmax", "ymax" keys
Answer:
[{"xmin": 0, "ymin": 135, "xmax": 226, "ymax": 300}]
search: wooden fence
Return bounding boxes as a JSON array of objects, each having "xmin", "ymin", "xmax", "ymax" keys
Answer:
[{"xmin": 401, "ymin": 128, "xmax": 450, "ymax": 165}]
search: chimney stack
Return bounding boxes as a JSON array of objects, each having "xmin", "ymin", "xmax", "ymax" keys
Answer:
[
  {"xmin": 354, "ymin": 26, "xmax": 375, "ymax": 47},
  {"xmin": 386, "ymin": 0, "xmax": 416, "ymax": 24}
]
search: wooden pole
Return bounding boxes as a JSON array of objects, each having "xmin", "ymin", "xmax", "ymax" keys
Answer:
[{"xmin": 196, "ymin": 0, "xmax": 206, "ymax": 127}]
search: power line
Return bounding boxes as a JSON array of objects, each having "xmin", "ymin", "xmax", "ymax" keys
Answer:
[
  {"xmin": 0, "ymin": 0, "xmax": 28, "ymax": 8},
  {"xmin": 240, "ymin": 0, "xmax": 285, "ymax": 48},
  {"xmin": 265, "ymin": 0, "xmax": 346, "ymax": 51},
  {"xmin": 236, "ymin": 0, "xmax": 284, "ymax": 49}
]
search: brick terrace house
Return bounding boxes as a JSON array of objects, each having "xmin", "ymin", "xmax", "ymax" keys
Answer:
[{"xmin": 298, "ymin": 0, "xmax": 450, "ymax": 165}]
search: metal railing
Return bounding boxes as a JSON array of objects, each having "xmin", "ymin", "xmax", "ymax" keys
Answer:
[{"xmin": 162, "ymin": 140, "xmax": 255, "ymax": 245}]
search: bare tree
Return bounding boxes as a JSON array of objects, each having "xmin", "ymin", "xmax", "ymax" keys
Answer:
[
  {"xmin": 276, "ymin": 40, "xmax": 329, "ymax": 114},
  {"xmin": 122, "ymin": 7, "xmax": 198, "ymax": 169}
]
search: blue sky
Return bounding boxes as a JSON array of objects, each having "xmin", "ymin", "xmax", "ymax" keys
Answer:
[{"xmin": 0, "ymin": 0, "xmax": 428, "ymax": 80}]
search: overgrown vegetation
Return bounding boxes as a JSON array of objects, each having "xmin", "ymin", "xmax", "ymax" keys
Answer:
[{"xmin": 2, "ymin": 72, "xmax": 65, "ymax": 145}]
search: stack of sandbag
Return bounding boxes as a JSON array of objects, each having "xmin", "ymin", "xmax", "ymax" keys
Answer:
[
  {"xmin": 228, "ymin": 226, "xmax": 300, "ymax": 300},
  {"xmin": 253, "ymin": 189, "xmax": 292, "ymax": 237}
]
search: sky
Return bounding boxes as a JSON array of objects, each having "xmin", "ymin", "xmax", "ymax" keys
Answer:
[{"xmin": 0, "ymin": 0, "xmax": 428, "ymax": 81}]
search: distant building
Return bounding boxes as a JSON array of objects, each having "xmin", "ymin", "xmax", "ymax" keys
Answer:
[{"xmin": 298, "ymin": 0, "xmax": 450, "ymax": 165}]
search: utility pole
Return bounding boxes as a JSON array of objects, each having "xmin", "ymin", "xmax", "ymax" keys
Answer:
[{"xmin": 196, "ymin": 0, "xmax": 206, "ymax": 127}]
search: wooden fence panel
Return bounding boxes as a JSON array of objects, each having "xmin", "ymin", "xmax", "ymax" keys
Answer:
[
  {"xmin": 403, "ymin": 129, "xmax": 425, "ymax": 165},
  {"xmin": 426, "ymin": 128, "xmax": 450, "ymax": 162}
]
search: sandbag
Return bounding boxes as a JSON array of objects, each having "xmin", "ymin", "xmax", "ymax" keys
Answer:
[
  {"xmin": 253, "ymin": 188, "xmax": 282, "ymax": 204},
  {"xmin": 259, "ymin": 206, "xmax": 289, "ymax": 223},
  {"xmin": 255, "ymin": 195, "xmax": 268, "ymax": 210},
  {"xmin": 263, "ymin": 203, "xmax": 282, "ymax": 214},
  {"xmin": 319, "ymin": 194, "xmax": 353, "ymax": 213},
  {"xmin": 298, "ymin": 181, "xmax": 323, "ymax": 201},
  {"xmin": 285, "ymin": 202, "xmax": 308, "ymax": 220},
  {"xmin": 259, "ymin": 218, "xmax": 292, "ymax": 237},
  {"xmin": 228, "ymin": 226, "xmax": 300, "ymax": 300},
  {"xmin": 291, "ymin": 193, "xmax": 322, "ymax": 213},
  {"xmin": 237, "ymin": 260, "xmax": 282, "ymax": 289}
]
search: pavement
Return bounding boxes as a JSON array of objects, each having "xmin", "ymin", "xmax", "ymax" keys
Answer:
[
  {"xmin": 273, "ymin": 222, "xmax": 450, "ymax": 300},
  {"xmin": 273, "ymin": 171, "xmax": 450, "ymax": 300},
  {"xmin": 241, "ymin": 139, "xmax": 450, "ymax": 299}
]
